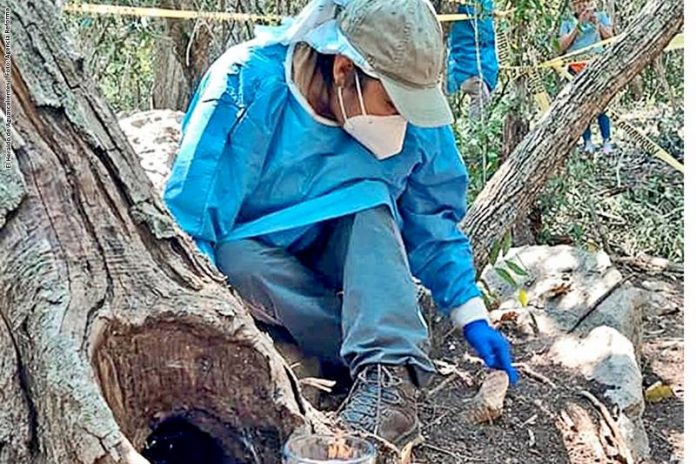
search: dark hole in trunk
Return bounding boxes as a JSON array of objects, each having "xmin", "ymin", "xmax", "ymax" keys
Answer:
[{"xmin": 141, "ymin": 416, "xmax": 236, "ymax": 464}]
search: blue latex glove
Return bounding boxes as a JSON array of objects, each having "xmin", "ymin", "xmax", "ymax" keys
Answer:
[{"xmin": 463, "ymin": 320, "xmax": 518, "ymax": 384}]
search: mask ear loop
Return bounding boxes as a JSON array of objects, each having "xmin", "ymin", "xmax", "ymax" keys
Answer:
[
  {"xmin": 353, "ymin": 71, "xmax": 368, "ymax": 116},
  {"xmin": 337, "ymin": 84, "xmax": 350, "ymax": 124},
  {"xmin": 337, "ymin": 69, "xmax": 367, "ymax": 129}
]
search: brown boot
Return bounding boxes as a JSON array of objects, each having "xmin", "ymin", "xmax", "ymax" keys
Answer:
[{"xmin": 338, "ymin": 364, "xmax": 421, "ymax": 450}]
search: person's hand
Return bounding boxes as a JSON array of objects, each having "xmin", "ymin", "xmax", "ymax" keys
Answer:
[
  {"xmin": 463, "ymin": 320, "xmax": 518, "ymax": 384},
  {"xmin": 578, "ymin": 8, "xmax": 594, "ymax": 24},
  {"xmin": 588, "ymin": 10, "xmax": 599, "ymax": 25}
]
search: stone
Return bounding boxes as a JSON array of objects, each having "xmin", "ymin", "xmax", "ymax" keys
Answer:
[
  {"xmin": 550, "ymin": 326, "xmax": 650, "ymax": 460},
  {"xmin": 481, "ymin": 245, "xmax": 647, "ymax": 350},
  {"xmin": 480, "ymin": 246, "xmax": 651, "ymax": 461},
  {"xmin": 119, "ymin": 109, "xmax": 184, "ymax": 192}
]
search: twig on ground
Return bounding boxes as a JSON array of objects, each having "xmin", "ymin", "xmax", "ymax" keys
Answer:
[
  {"xmin": 427, "ymin": 375, "xmax": 458, "ymax": 398},
  {"xmin": 513, "ymin": 362, "xmax": 558, "ymax": 388},
  {"xmin": 567, "ymin": 274, "xmax": 634, "ymax": 333},
  {"xmin": 420, "ymin": 443, "xmax": 483, "ymax": 462},
  {"xmin": 422, "ymin": 408, "xmax": 456, "ymax": 431},
  {"xmin": 527, "ymin": 429, "xmax": 536, "ymax": 448},
  {"xmin": 612, "ymin": 254, "xmax": 684, "ymax": 274},
  {"xmin": 299, "ymin": 377, "xmax": 336, "ymax": 393},
  {"xmin": 521, "ymin": 413, "xmax": 538, "ymax": 427},
  {"xmin": 579, "ymin": 390, "xmax": 634, "ymax": 464}
]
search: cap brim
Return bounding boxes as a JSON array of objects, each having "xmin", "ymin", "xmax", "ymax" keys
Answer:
[{"xmin": 380, "ymin": 75, "xmax": 454, "ymax": 128}]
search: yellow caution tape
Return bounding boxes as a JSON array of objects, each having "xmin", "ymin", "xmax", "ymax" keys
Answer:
[
  {"xmin": 550, "ymin": 33, "xmax": 681, "ymax": 68},
  {"xmin": 529, "ymin": 64, "xmax": 551, "ymax": 112},
  {"xmin": 63, "ymin": 3, "xmax": 509, "ymax": 23},
  {"xmin": 550, "ymin": 66, "xmax": 684, "ymax": 174},
  {"xmin": 500, "ymin": 33, "xmax": 683, "ymax": 72},
  {"xmin": 438, "ymin": 13, "xmax": 477, "ymax": 22},
  {"xmin": 608, "ymin": 109, "xmax": 684, "ymax": 173},
  {"xmin": 495, "ymin": 24, "xmax": 513, "ymax": 68},
  {"xmin": 439, "ymin": 9, "xmax": 510, "ymax": 22},
  {"xmin": 494, "ymin": 27, "xmax": 552, "ymax": 111},
  {"xmin": 63, "ymin": 3, "xmax": 281, "ymax": 22},
  {"xmin": 539, "ymin": 34, "xmax": 622, "ymax": 69}
]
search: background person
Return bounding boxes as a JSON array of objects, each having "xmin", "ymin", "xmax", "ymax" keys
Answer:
[
  {"xmin": 446, "ymin": 0, "xmax": 498, "ymax": 121},
  {"xmin": 560, "ymin": 0, "xmax": 615, "ymax": 154}
]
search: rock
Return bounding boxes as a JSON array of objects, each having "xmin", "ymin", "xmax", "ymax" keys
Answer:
[
  {"xmin": 640, "ymin": 279, "xmax": 672, "ymax": 293},
  {"xmin": 119, "ymin": 109, "xmax": 184, "ymax": 192},
  {"xmin": 550, "ymin": 326, "xmax": 650, "ymax": 460},
  {"xmin": 480, "ymin": 245, "xmax": 651, "ymax": 461},
  {"xmin": 481, "ymin": 245, "xmax": 647, "ymax": 350},
  {"xmin": 467, "ymin": 371, "xmax": 509, "ymax": 424}
]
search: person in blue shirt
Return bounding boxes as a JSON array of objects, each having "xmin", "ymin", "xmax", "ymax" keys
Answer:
[
  {"xmin": 446, "ymin": 0, "xmax": 498, "ymax": 121},
  {"xmin": 164, "ymin": 0, "xmax": 517, "ymax": 450},
  {"xmin": 560, "ymin": 0, "xmax": 615, "ymax": 154}
]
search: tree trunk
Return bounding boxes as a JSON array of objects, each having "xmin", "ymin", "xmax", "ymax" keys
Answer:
[
  {"xmin": 152, "ymin": 0, "xmax": 214, "ymax": 111},
  {"xmin": 501, "ymin": 96, "xmax": 538, "ymax": 247},
  {"xmin": 499, "ymin": 19, "xmax": 536, "ymax": 247},
  {"xmin": 151, "ymin": 37, "xmax": 195, "ymax": 111},
  {"xmin": 462, "ymin": 0, "xmax": 683, "ymax": 268},
  {"xmin": 1, "ymin": 1, "xmax": 322, "ymax": 463},
  {"xmin": 151, "ymin": 0, "xmax": 304, "ymax": 111}
]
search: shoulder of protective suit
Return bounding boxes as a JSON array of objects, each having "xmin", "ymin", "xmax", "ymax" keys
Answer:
[
  {"xmin": 199, "ymin": 42, "xmax": 289, "ymax": 109},
  {"xmin": 407, "ymin": 124, "xmax": 459, "ymax": 154}
]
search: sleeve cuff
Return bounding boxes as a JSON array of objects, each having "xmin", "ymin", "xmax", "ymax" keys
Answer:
[{"xmin": 449, "ymin": 297, "xmax": 490, "ymax": 328}]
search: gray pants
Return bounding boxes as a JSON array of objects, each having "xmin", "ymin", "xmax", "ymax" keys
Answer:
[
  {"xmin": 460, "ymin": 76, "xmax": 492, "ymax": 121},
  {"xmin": 216, "ymin": 206, "xmax": 435, "ymax": 386}
]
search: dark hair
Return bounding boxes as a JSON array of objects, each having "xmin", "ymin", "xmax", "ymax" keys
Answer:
[
  {"xmin": 315, "ymin": 52, "xmax": 373, "ymax": 92},
  {"xmin": 316, "ymin": 52, "xmax": 336, "ymax": 90}
]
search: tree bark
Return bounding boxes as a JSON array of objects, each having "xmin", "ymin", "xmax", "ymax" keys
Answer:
[
  {"xmin": 501, "ymin": 99, "xmax": 538, "ymax": 247},
  {"xmin": 0, "ymin": 1, "xmax": 321, "ymax": 463},
  {"xmin": 462, "ymin": 0, "xmax": 683, "ymax": 268}
]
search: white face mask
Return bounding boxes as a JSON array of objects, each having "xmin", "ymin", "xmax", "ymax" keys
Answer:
[{"xmin": 337, "ymin": 73, "xmax": 408, "ymax": 160}]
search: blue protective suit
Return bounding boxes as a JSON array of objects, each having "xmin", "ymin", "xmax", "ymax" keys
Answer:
[
  {"xmin": 163, "ymin": 41, "xmax": 481, "ymax": 317},
  {"xmin": 446, "ymin": 0, "xmax": 499, "ymax": 94}
]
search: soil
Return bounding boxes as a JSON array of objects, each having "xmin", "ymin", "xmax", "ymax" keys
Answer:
[
  {"xmin": 638, "ymin": 273, "xmax": 684, "ymax": 464},
  {"xmin": 137, "ymin": 268, "xmax": 683, "ymax": 464},
  {"xmin": 409, "ymin": 269, "xmax": 684, "ymax": 464}
]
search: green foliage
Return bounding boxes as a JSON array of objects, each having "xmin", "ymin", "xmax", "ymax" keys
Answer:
[
  {"xmin": 536, "ymin": 106, "xmax": 684, "ymax": 262},
  {"xmin": 60, "ymin": 0, "xmax": 683, "ymax": 267},
  {"xmin": 64, "ymin": 0, "xmax": 162, "ymax": 113},
  {"xmin": 451, "ymin": 94, "xmax": 510, "ymax": 201},
  {"xmin": 478, "ymin": 234, "xmax": 530, "ymax": 309}
]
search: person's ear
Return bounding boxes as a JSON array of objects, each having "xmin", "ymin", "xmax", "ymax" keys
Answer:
[{"xmin": 333, "ymin": 55, "xmax": 355, "ymax": 89}]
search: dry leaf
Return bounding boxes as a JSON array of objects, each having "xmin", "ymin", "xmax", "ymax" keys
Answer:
[
  {"xmin": 518, "ymin": 288, "xmax": 529, "ymax": 307},
  {"xmin": 645, "ymin": 382, "xmax": 674, "ymax": 403},
  {"xmin": 543, "ymin": 280, "xmax": 572, "ymax": 299},
  {"xmin": 499, "ymin": 310, "xmax": 520, "ymax": 323},
  {"xmin": 433, "ymin": 359, "xmax": 457, "ymax": 376}
]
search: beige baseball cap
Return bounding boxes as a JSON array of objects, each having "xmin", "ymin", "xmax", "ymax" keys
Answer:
[{"xmin": 337, "ymin": 0, "xmax": 454, "ymax": 128}]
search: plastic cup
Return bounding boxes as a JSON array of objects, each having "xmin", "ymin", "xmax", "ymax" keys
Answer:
[{"xmin": 283, "ymin": 434, "xmax": 376, "ymax": 464}]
